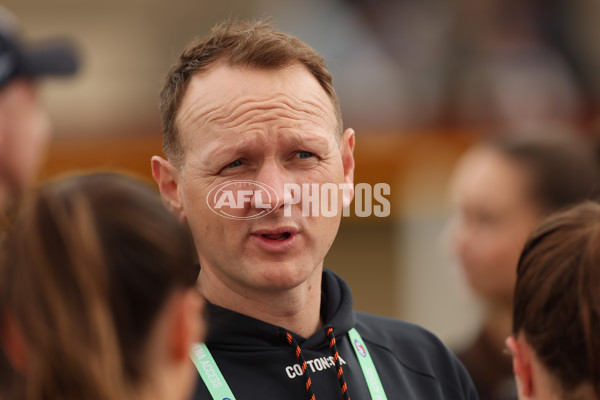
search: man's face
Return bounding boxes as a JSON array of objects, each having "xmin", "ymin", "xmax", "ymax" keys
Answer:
[{"xmin": 158, "ymin": 64, "xmax": 354, "ymax": 295}]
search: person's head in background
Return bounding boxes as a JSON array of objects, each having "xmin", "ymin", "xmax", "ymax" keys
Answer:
[
  {"xmin": 0, "ymin": 6, "xmax": 78, "ymax": 210},
  {"xmin": 0, "ymin": 172, "xmax": 203, "ymax": 400},
  {"xmin": 505, "ymin": 201, "xmax": 600, "ymax": 400},
  {"xmin": 450, "ymin": 133, "xmax": 600, "ymax": 312},
  {"xmin": 448, "ymin": 132, "xmax": 600, "ymax": 399}
]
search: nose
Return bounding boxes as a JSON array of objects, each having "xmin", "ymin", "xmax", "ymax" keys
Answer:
[{"xmin": 250, "ymin": 159, "xmax": 288, "ymax": 212}]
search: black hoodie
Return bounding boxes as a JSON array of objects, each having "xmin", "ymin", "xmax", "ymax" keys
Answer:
[{"xmin": 191, "ymin": 269, "xmax": 479, "ymax": 399}]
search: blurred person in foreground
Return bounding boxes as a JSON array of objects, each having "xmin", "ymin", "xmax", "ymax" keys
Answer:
[
  {"xmin": 0, "ymin": 6, "xmax": 78, "ymax": 211},
  {"xmin": 0, "ymin": 5, "xmax": 78, "ymax": 396},
  {"xmin": 505, "ymin": 201, "xmax": 600, "ymax": 400},
  {"xmin": 449, "ymin": 133, "xmax": 600, "ymax": 400},
  {"xmin": 0, "ymin": 172, "xmax": 204, "ymax": 400},
  {"xmin": 152, "ymin": 20, "xmax": 478, "ymax": 399}
]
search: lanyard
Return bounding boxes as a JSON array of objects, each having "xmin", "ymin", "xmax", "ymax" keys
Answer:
[
  {"xmin": 347, "ymin": 328, "xmax": 388, "ymax": 400},
  {"xmin": 190, "ymin": 342, "xmax": 235, "ymax": 400},
  {"xmin": 190, "ymin": 328, "xmax": 388, "ymax": 400}
]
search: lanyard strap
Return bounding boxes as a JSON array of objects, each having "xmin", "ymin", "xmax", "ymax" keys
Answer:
[
  {"xmin": 190, "ymin": 342, "xmax": 236, "ymax": 400},
  {"xmin": 347, "ymin": 328, "xmax": 388, "ymax": 400},
  {"xmin": 191, "ymin": 328, "xmax": 387, "ymax": 400}
]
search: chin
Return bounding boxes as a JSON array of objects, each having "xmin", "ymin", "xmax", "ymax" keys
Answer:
[{"xmin": 252, "ymin": 260, "xmax": 320, "ymax": 292}]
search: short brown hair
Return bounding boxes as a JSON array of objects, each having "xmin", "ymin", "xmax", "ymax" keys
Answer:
[
  {"xmin": 513, "ymin": 201, "xmax": 600, "ymax": 397},
  {"xmin": 159, "ymin": 20, "xmax": 342, "ymax": 168}
]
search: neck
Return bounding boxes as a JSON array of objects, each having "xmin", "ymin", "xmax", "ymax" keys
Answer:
[
  {"xmin": 198, "ymin": 267, "xmax": 323, "ymax": 338},
  {"xmin": 532, "ymin": 361, "xmax": 598, "ymax": 400},
  {"xmin": 484, "ymin": 300, "xmax": 513, "ymax": 353}
]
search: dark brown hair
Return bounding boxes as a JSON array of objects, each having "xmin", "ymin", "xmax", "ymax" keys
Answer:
[
  {"xmin": 0, "ymin": 172, "xmax": 198, "ymax": 400},
  {"xmin": 513, "ymin": 201, "xmax": 600, "ymax": 397},
  {"xmin": 491, "ymin": 134, "xmax": 600, "ymax": 215},
  {"xmin": 159, "ymin": 20, "xmax": 342, "ymax": 168}
]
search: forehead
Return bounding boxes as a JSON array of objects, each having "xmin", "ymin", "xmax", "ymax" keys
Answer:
[
  {"xmin": 175, "ymin": 63, "xmax": 336, "ymax": 142},
  {"xmin": 451, "ymin": 146, "xmax": 529, "ymax": 208}
]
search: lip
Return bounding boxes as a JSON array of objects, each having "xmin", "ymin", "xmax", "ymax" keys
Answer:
[
  {"xmin": 250, "ymin": 226, "xmax": 299, "ymax": 252},
  {"xmin": 251, "ymin": 226, "xmax": 299, "ymax": 236}
]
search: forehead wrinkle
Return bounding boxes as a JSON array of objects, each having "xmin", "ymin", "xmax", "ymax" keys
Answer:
[
  {"xmin": 211, "ymin": 93, "xmax": 332, "ymax": 129},
  {"xmin": 177, "ymin": 99, "xmax": 222, "ymax": 137},
  {"xmin": 181, "ymin": 91, "xmax": 333, "ymax": 131}
]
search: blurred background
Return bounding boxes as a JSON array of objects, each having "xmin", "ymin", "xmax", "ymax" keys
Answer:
[{"xmin": 7, "ymin": 0, "xmax": 600, "ymax": 351}]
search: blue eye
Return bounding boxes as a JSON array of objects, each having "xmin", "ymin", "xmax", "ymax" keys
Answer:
[
  {"xmin": 225, "ymin": 160, "xmax": 242, "ymax": 168},
  {"xmin": 297, "ymin": 151, "xmax": 314, "ymax": 159}
]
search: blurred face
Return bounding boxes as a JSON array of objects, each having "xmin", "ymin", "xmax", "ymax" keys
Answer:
[
  {"xmin": 449, "ymin": 146, "xmax": 541, "ymax": 304},
  {"xmin": 0, "ymin": 79, "xmax": 51, "ymax": 206},
  {"xmin": 168, "ymin": 64, "xmax": 354, "ymax": 294}
]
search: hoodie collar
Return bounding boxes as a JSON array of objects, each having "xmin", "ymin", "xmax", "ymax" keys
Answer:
[{"xmin": 204, "ymin": 269, "xmax": 356, "ymax": 349}]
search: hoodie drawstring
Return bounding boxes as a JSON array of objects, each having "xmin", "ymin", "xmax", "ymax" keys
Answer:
[
  {"xmin": 327, "ymin": 327, "xmax": 350, "ymax": 400},
  {"xmin": 279, "ymin": 327, "xmax": 351, "ymax": 400},
  {"xmin": 280, "ymin": 330, "xmax": 316, "ymax": 400}
]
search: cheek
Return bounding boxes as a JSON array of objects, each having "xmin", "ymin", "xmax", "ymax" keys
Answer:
[
  {"xmin": 476, "ymin": 231, "xmax": 531, "ymax": 297},
  {"xmin": 306, "ymin": 210, "xmax": 343, "ymax": 256},
  {"xmin": 480, "ymin": 231, "xmax": 524, "ymax": 268},
  {"xmin": 499, "ymin": 215, "xmax": 539, "ymax": 260},
  {"xmin": 181, "ymin": 185, "xmax": 213, "ymax": 233},
  {"xmin": 457, "ymin": 225, "xmax": 521, "ymax": 274},
  {"xmin": 180, "ymin": 175, "xmax": 218, "ymax": 213},
  {"xmin": 190, "ymin": 215, "xmax": 236, "ymax": 268},
  {"xmin": 459, "ymin": 232, "xmax": 520, "ymax": 298}
]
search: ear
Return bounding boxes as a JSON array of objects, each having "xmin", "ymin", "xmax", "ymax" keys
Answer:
[
  {"xmin": 340, "ymin": 128, "xmax": 355, "ymax": 207},
  {"xmin": 506, "ymin": 335, "xmax": 534, "ymax": 399},
  {"xmin": 151, "ymin": 156, "xmax": 186, "ymax": 222},
  {"xmin": 168, "ymin": 290, "xmax": 205, "ymax": 363}
]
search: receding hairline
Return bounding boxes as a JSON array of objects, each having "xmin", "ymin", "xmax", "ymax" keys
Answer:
[{"xmin": 159, "ymin": 20, "xmax": 344, "ymax": 169}]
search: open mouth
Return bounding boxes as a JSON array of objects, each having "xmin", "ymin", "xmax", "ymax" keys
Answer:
[
  {"xmin": 252, "ymin": 227, "xmax": 298, "ymax": 249},
  {"xmin": 261, "ymin": 232, "xmax": 292, "ymax": 241}
]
